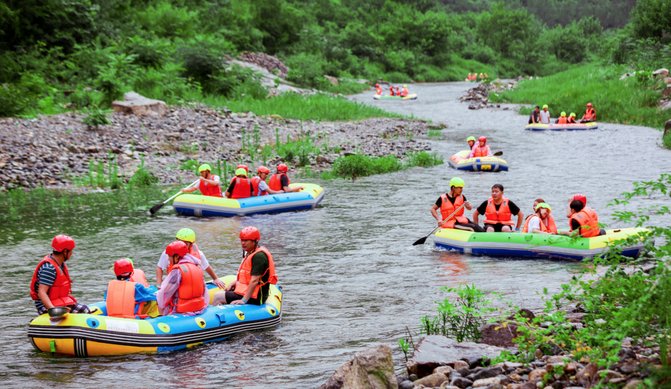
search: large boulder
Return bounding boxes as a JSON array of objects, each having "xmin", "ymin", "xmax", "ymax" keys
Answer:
[
  {"xmin": 652, "ymin": 68, "xmax": 670, "ymax": 78},
  {"xmin": 406, "ymin": 335, "xmax": 513, "ymax": 377},
  {"xmin": 320, "ymin": 344, "xmax": 397, "ymax": 389},
  {"xmin": 112, "ymin": 92, "xmax": 167, "ymax": 117}
]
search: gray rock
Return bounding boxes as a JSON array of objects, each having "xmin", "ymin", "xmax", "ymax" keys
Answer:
[
  {"xmin": 320, "ymin": 344, "xmax": 397, "ymax": 389},
  {"xmin": 469, "ymin": 366, "xmax": 504, "ymax": 381},
  {"xmin": 413, "ymin": 372, "xmax": 449, "ymax": 387},
  {"xmin": 112, "ymin": 92, "xmax": 167, "ymax": 117},
  {"xmin": 450, "ymin": 376, "xmax": 473, "ymax": 388}
]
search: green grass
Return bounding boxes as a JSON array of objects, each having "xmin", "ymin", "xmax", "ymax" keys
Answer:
[
  {"xmin": 325, "ymin": 151, "xmax": 443, "ymax": 179},
  {"xmin": 203, "ymin": 92, "xmax": 404, "ymax": 121},
  {"xmin": 490, "ymin": 63, "xmax": 669, "ymax": 129}
]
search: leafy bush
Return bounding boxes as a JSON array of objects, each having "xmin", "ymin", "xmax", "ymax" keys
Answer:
[
  {"xmin": 82, "ymin": 107, "xmax": 110, "ymax": 130},
  {"xmin": 127, "ymin": 159, "xmax": 158, "ymax": 188},
  {"xmin": 286, "ymin": 53, "xmax": 327, "ymax": 88},
  {"xmin": 134, "ymin": 1, "xmax": 199, "ymax": 39},
  {"xmin": 0, "ymin": 83, "xmax": 29, "ymax": 117},
  {"xmin": 406, "ymin": 151, "xmax": 443, "ymax": 167}
]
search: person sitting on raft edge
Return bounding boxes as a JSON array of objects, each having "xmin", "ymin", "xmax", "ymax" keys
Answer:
[
  {"xmin": 559, "ymin": 194, "xmax": 605, "ymax": 238},
  {"xmin": 269, "ymin": 163, "xmax": 303, "ymax": 193},
  {"xmin": 528, "ymin": 105, "xmax": 540, "ymax": 124},
  {"xmin": 181, "ymin": 163, "xmax": 223, "ymax": 197},
  {"xmin": 431, "ymin": 177, "xmax": 484, "ymax": 232},
  {"xmin": 105, "ymin": 258, "xmax": 159, "ymax": 318},
  {"xmin": 473, "ymin": 184, "xmax": 524, "ymax": 232},
  {"xmin": 522, "ymin": 202, "xmax": 557, "ymax": 234}
]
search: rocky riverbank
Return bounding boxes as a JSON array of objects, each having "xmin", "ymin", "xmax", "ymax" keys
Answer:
[
  {"xmin": 459, "ymin": 79, "xmax": 521, "ymax": 110},
  {"xmin": 0, "ymin": 106, "xmax": 435, "ymax": 191}
]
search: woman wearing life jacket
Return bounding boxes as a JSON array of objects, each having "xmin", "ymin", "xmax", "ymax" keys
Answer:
[
  {"xmin": 212, "ymin": 227, "xmax": 278, "ymax": 306},
  {"xmin": 156, "ymin": 228, "xmax": 225, "ymax": 289},
  {"xmin": 522, "ymin": 202, "xmax": 558, "ymax": 234},
  {"xmin": 468, "ymin": 136, "xmax": 492, "ymax": 158},
  {"xmin": 466, "ymin": 136, "xmax": 476, "ymax": 150},
  {"xmin": 567, "ymin": 112, "xmax": 577, "ymax": 124},
  {"xmin": 181, "ymin": 163, "xmax": 223, "ymax": 197},
  {"xmin": 580, "ymin": 102, "xmax": 596, "ymax": 123},
  {"xmin": 560, "ymin": 195, "xmax": 604, "ymax": 238},
  {"xmin": 555, "ymin": 112, "xmax": 568, "ymax": 124},
  {"xmin": 375, "ymin": 83, "xmax": 383, "ymax": 95},
  {"xmin": 269, "ymin": 163, "xmax": 303, "ymax": 193},
  {"xmin": 430, "ymin": 177, "xmax": 484, "ymax": 232},
  {"xmin": 251, "ymin": 166, "xmax": 284, "ymax": 196},
  {"xmin": 106, "ymin": 258, "xmax": 158, "ymax": 318},
  {"xmin": 30, "ymin": 235, "xmax": 90, "ymax": 315},
  {"xmin": 473, "ymin": 184, "xmax": 524, "ymax": 232},
  {"xmin": 157, "ymin": 241, "xmax": 208, "ymax": 316},
  {"xmin": 225, "ymin": 168, "xmax": 253, "ymax": 199}
]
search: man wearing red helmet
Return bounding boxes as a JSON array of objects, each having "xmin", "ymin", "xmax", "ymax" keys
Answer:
[
  {"xmin": 560, "ymin": 194, "xmax": 604, "ymax": 238},
  {"xmin": 468, "ymin": 136, "xmax": 492, "ymax": 158},
  {"xmin": 157, "ymin": 241, "xmax": 208, "ymax": 315},
  {"xmin": 580, "ymin": 102, "xmax": 596, "ymax": 123},
  {"xmin": 269, "ymin": 163, "xmax": 303, "ymax": 193},
  {"xmin": 105, "ymin": 258, "xmax": 158, "ymax": 318},
  {"xmin": 251, "ymin": 166, "xmax": 284, "ymax": 196},
  {"xmin": 29, "ymin": 235, "xmax": 90, "ymax": 315},
  {"xmin": 212, "ymin": 227, "xmax": 278, "ymax": 306}
]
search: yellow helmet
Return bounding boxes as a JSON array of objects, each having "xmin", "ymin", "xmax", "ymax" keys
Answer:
[
  {"xmin": 198, "ymin": 164, "xmax": 212, "ymax": 173},
  {"xmin": 235, "ymin": 168, "xmax": 247, "ymax": 177},
  {"xmin": 560, "ymin": 112, "xmax": 566, "ymax": 117},
  {"xmin": 175, "ymin": 228, "xmax": 196, "ymax": 243}
]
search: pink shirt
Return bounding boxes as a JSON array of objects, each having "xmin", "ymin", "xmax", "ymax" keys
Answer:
[{"xmin": 156, "ymin": 254, "xmax": 208, "ymax": 316}]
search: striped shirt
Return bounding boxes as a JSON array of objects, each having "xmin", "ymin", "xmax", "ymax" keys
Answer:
[{"xmin": 33, "ymin": 262, "xmax": 58, "ymax": 312}]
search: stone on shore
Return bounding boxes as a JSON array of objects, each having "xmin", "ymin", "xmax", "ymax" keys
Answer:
[
  {"xmin": 320, "ymin": 344, "xmax": 397, "ymax": 389},
  {"xmin": 112, "ymin": 92, "xmax": 167, "ymax": 117}
]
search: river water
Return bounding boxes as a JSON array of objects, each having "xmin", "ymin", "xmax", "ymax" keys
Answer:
[{"xmin": 2, "ymin": 82, "xmax": 670, "ymax": 388}]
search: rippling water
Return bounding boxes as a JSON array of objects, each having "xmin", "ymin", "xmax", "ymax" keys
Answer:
[{"xmin": 2, "ymin": 82, "xmax": 670, "ymax": 388}]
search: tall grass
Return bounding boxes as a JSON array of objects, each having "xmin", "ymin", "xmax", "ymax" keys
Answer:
[
  {"xmin": 491, "ymin": 63, "xmax": 668, "ymax": 129},
  {"xmin": 328, "ymin": 151, "xmax": 443, "ymax": 179},
  {"xmin": 203, "ymin": 92, "xmax": 404, "ymax": 121}
]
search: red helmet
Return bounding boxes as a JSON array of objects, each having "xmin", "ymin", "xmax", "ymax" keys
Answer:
[
  {"xmin": 237, "ymin": 164, "xmax": 249, "ymax": 172},
  {"xmin": 113, "ymin": 258, "xmax": 134, "ymax": 277},
  {"xmin": 239, "ymin": 226, "xmax": 261, "ymax": 241},
  {"xmin": 478, "ymin": 136, "xmax": 487, "ymax": 142},
  {"xmin": 51, "ymin": 235, "xmax": 75, "ymax": 252},
  {"xmin": 277, "ymin": 163, "xmax": 288, "ymax": 173},
  {"xmin": 166, "ymin": 240, "xmax": 188, "ymax": 257},
  {"xmin": 586, "ymin": 102, "xmax": 593, "ymax": 107},
  {"xmin": 257, "ymin": 166, "xmax": 270, "ymax": 174},
  {"xmin": 571, "ymin": 194, "xmax": 587, "ymax": 206}
]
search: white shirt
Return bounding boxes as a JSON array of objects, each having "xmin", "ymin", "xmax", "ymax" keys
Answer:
[
  {"xmin": 258, "ymin": 180, "xmax": 270, "ymax": 193},
  {"xmin": 157, "ymin": 247, "xmax": 209, "ymax": 271},
  {"xmin": 527, "ymin": 215, "xmax": 541, "ymax": 232},
  {"xmin": 539, "ymin": 110, "xmax": 551, "ymax": 124}
]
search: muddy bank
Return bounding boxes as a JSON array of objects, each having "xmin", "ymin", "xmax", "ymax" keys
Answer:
[{"xmin": 0, "ymin": 106, "xmax": 435, "ymax": 191}]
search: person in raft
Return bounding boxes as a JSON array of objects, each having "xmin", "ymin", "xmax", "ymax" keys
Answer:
[
  {"xmin": 225, "ymin": 168, "xmax": 253, "ymax": 199},
  {"xmin": 212, "ymin": 227, "xmax": 278, "ymax": 306},
  {"xmin": 157, "ymin": 241, "xmax": 208, "ymax": 316},
  {"xmin": 430, "ymin": 177, "xmax": 484, "ymax": 232},
  {"xmin": 30, "ymin": 235, "xmax": 91, "ymax": 315},
  {"xmin": 105, "ymin": 258, "xmax": 158, "ymax": 318},
  {"xmin": 555, "ymin": 111, "xmax": 568, "ymax": 124},
  {"xmin": 468, "ymin": 136, "xmax": 492, "ymax": 158},
  {"xmin": 580, "ymin": 102, "xmax": 596, "ymax": 123},
  {"xmin": 156, "ymin": 228, "xmax": 226, "ymax": 289},
  {"xmin": 559, "ymin": 194, "xmax": 605, "ymax": 237},
  {"xmin": 181, "ymin": 163, "xmax": 222, "ymax": 197},
  {"xmin": 400, "ymin": 84, "xmax": 409, "ymax": 97},
  {"xmin": 251, "ymin": 166, "xmax": 284, "ymax": 196},
  {"xmin": 567, "ymin": 112, "xmax": 577, "ymax": 124},
  {"xmin": 473, "ymin": 184, "xmax": 524, "ymax": 232},
  {"xmin": 528, "ymin": 105, "xmax": 541, "ymax": 124},
  {"xmin": 269, "ymin": 163, "xmax": 303, "ymax": 193},
  {"xmin": 539, "ymin": 104, "xmax": 551, "ymax": 124},
  {"xmin": 466, "ymin": 136, "xmax": 476, "ymax": 150},
  {"xmin": 522, "ymin": 202, "xmax": 557, "ymax": 234},
  {"xmin": 374, "ymin": 83, "xmax": 383, "ymax": 95}
]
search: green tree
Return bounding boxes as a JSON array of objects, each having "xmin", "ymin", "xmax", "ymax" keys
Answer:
[{"xmin": 631, "ymin": 0, "xmax": 671, "ymax": 42}]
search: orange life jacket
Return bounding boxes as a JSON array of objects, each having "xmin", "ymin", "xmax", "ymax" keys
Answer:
[
  {"xmin": 484, "ymin": 197, "xmax": 514, "ymax": 225},
  {"xmin": 106, "ymin": 280, "xmax": 142, "ymax": 319},
  {"xmin": 400, "ymin": 88, "xmax": 409, "ymax": 97},
  {"xmin": 175, "ymin": 262, "xmax": 207, "ymax": 313},
  {"xmin": 522, "ymin": 214, "xmax": 558, "ymax": 233},
  {"xmin": 583, "ymin": 108, "xmax": 596, "ymax": 121},
  {"xmin": 375, "ymin": 86, "xmax": 383, "ymax": 95},
  {"xmin": 439, "ymin": 194, "xmax": 468, "ymax": 228},
  {"xmin": 198, "ymin": 176, "xmax": 222, "ymax": 197},
  {"xmin": 570, "ymin": 208, "xmax": 600, "ymax": 238},
  {"xmin": 29, "ymin": 255, "xmax": 77, "ymax": 307},
  {"xmin": 557, "ymin": 117, "xmax": 568, "ymax": 124},
  {"xmin": 472, "ymin": 145, "xmax": 490, "ymax": 158},
  {"xmin": 130, "ymin": 268, "xmax": 149, "ymax": 287},
  {"xmin": 234, "ymin": 246, "xmax": 278, "ymax": 300},
  {"xmin": 269, "ymin": 173, "xmax": 289, "ymax": 191},
  {"xmin": 251, "ymin": 176, "xmax": 268, "ymax": 196},
  {"xmin": 567, "ymin": 117, "xmax": 576, "ymax": 123}
]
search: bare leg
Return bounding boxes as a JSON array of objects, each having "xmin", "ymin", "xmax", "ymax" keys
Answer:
[
  {"xmin": 502, "ymin": 225, "xmax": 512, "ymax": 232},
  {"xmin": 486, "ymin": 226, "xmax": 495, "ymax": 232},
  {"xmin": 212, "ymin": 291, "xmax": 228, "ymax": 305}
]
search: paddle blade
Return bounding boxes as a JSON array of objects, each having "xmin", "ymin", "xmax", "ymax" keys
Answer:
[
  {"xmin": 412, "ymin": 236, "xmax": 428, "ymax": 246},
  {"xmin": 149, "ymin": 202, "xmax": 165, "ymax": 215},
  {"xmin": 493, "ymin": 151, "xmax": 503, "ymax": 156}
]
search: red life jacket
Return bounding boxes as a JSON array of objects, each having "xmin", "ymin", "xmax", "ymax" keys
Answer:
[
  {"xmin": 484, "ymin": 197, "xmax": 514, "ymax": 225},
  {"xmin": 230, "ymin": 177, "xmax": 252, "ymax": 199},
  {"xmin": 269, "ymin": 173, "xmax": 289, "ymax": 191},
  {"xmin": 439, "ymin": 194, "xmax": 468, "ymax": 228},
  {"xmin": 251, "ymin": 176, "xmax": 268, "ymax": 196},
  {"xmin": 198, "ymin": 176, "xmax": 222, "ymax": 197},
  {"xmin": 175, "ymin": 262, "xmax": 207, "ymax": 313},
  {"xmin": 522, "ymin": 214, "xmax": 558, "ymax": 233},
  {"xmin": 472, "ymin": 145, "xmax": 489, "ymax": 158},
  {"xmin": 234, "ymin": 247, "xmax": 278, "ymax": 300},
  {"xmin": 583, "ymin": 108, "xmax": 596, "ymax": 121},
  {"xmin": 400, "ymin": 88, "xmax": 409, "ymax": 97},
  {"xmin": 375, "ymin": 87, "xmax": 383, "ymax": 95},
  {"xmin": 29, "ymin": 255, "xmax": 77, "ymax": 307},
  {"xmin": 557, "ymin": 117, "xmax": 568, "ymax": 124},
  {"xmin": 567, "ymin": 117, "xmax": 576, "ymax": 123},
  {"xmin": 570, "ymin": 208, "xmax": 600, "ymax": 238}
]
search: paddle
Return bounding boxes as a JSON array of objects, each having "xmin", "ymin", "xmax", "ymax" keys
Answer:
[
  {"xmin": 149, "ymin": 179, "xmax": 200, "ymax": 215},
  {"xmin": 413, "ymin": 203, "xmax": 467, "ymax": 246},
  {"xmin": 493, "ymin": 151, "xmax": 503, "ymax": 156}
]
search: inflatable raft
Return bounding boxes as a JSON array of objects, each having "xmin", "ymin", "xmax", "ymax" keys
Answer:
[
  {"xmin": 525, "ymin": 122, "xmax": 598, "ymax": 131},
  {"xmin": 27, "ymin": 276, "xmax": 282, "ymax": 356},
  {"xmin": 433, "ymin": 227, "xmax": 646, "ymax": 261},
  {"xmin": 448, "ymin": 150, "xmax": 509, "ymax": 172},
  {"xmin": 373, "ymin": 93, "xmax": 418, "ymax": 101},
  {"xmin": 173, "ymin": 183, "xmax": 325, "ymax": 217}
]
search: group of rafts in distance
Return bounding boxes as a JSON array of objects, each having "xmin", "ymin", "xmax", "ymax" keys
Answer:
[{"xmin": 525, "ymin": 102, "xmax": 598, "ymax": 131}]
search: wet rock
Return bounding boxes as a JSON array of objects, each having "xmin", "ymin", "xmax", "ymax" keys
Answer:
[
  {"xmin": 320, "ymin": 344, "xmax": 397, "ymax": 389},
  {"xmin": 480, "ymin": 322, "xmax": 518, "ymax": 347},
  {"xmin": 469, "ymin": 366, "xmax": 504, "ymax": 381},
  {"xmin": 472, "ymin": 375, "xmax": 503, "ymax": 387},
  {"xmin": 450, "ymin": 376, "xmax": 473, "ymax": 388},
  {"xmin": 413, "ymin": 371, "xmax": 449, "ymax": 387},
  {"xmin": 398, "ymin": 379, "xmax": 414, "ymax": 389},
  {"xmin": 112, "ymin": 92, "xmax": 167, "ymax": 117}
]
